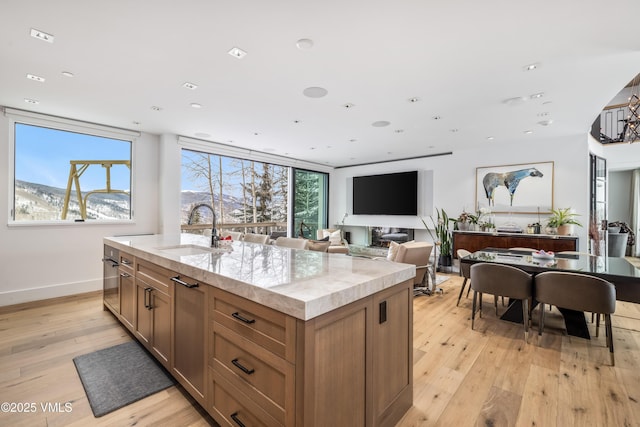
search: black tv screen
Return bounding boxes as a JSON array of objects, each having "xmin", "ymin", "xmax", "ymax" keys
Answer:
[{"xmin": 352, "ymin": 171, "xmax": 418, "ymax": 215}]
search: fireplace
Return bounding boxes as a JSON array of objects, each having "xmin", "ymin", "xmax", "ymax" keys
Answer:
[{"xmin": 369, "ymin": 227, "xmax": 414, "ymax": 248}]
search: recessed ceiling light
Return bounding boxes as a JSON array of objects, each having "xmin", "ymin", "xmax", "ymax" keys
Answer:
[
  {"xmin": 228, "ymin": 47, "xmax": 247, "ymax": 59},
  {"xmin": 530, "ymin": 92, "xmax": 544, "ymax": 99},
  {"xmin": 190, "ymin": 103, "xmax": 202, "ymax": 108},
  {"xmin": 61, "ymin": 71, "xmax": 74, "ymax": 78},
  {"xmin": 372, "ymin": 121, "xmax": 390, "ymax": 127},
  {"xmin": 486, "ymin": 136, "xmax": 495, "ymax": 140},
  {"xmin": 349, "ymin": 139, "xmax": 357, "ymax": 142},
  {"xmin": 432, "ymin": 115, "xmax": 442, "ymax": 120},
  {"xmin": 408, "ymin": 97, "xmax": 420, "ymax": 103},
  {"xmin": 537, "ymin": 112, "xmax": 551, "ymax": 117},
  {"xmin": 132, "ymin": 121, "xmax": 141, "ymax": 125},
  {"xmin": 182, "ymin": 82, "xmax": 198, "ymax": 90},
  {"xmin": 151, "ymin": 106, "xmax": 162, "ymax": 111},
  {"xmin": 394, "ymin": 129, "xmax": 404, "ymax": 133},
  {"xmin": 30, "ymin": 28, "xmax": 54, "ymax": 43},
  {"xmin": 24, "ymin": 98, "xmax": 39, "ymax": 104},
  {"xmin": 296, "ymin": 38, "xmax": 314, "ymax": 50},
  {"xmin": 450, "ymin": 128, "xmax": 459, "ymax": 133},
  {"xmin": 538, "ymin": 119, "xmax": 554, "ymax": 126},
  {"xmin": 523, "ymin": 63, "xmax": 539, "ymax": 71},
  {"xmin": 524, "ymin": 130, "xmax": 533, "ymax": 134},
  {"xmin": 254, "ymin": 132, "xmax": 259, "ymax": 136},
  {"xmin": 427, "ymin": 145, "xmax": 435, "ymax": 149},
  {"xmin": 293, "ymin": 119, "xmax": 301, "ymax": 123},
  {"xmin": 503, "ymin": 96, "xmax": 527, "ymax": 106},
  {"xmin": 26, "ymin": 73, "xmax": 45, "ymax": 82},
  {"xmin": 303, "ymin": 87, "xmax": 328, "ymax": 98},
  {"xmin": 310, "ymin": 147, "xmax": 316, "ymax": 150},
  {"xmin": 342, "ymin": 103, "xmax": 355, "ymax": 109}
]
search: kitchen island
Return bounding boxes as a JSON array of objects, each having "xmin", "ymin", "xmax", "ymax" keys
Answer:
[{"xmin": 103, "ymin": 233, "xmax": 415, "ymax": 427}]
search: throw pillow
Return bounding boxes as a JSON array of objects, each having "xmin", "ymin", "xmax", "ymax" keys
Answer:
[
  {"xmin": 323, "ymin": 229, "xmax": 342, "ymax": 246},
  {"xmin": 387, "ymin": 241, "xmax": 400, "ymax": 261}
]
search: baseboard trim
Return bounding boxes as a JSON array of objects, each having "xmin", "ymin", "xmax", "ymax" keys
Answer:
[{"xmin": 0, "ymin": 278, "xmax": 102, "ymax": 308}]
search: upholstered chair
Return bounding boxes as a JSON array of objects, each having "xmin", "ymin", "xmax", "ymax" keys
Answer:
[
  {"xmin": 242, "ymin": 233, "xmax": 270, "ymax": 244},
  {"xmin": 388, "ymin": 242, "xmax": 433, "ymax": 295},
  {"xmin": 456, "ymin": 249, "xmax": 472, "ymax": 306},
  {"xmin": 470, "ymin": 263, "xmax": 533, "ymax": 341},
  {"xmin": 535, "ymin": 271, "xmax": 616, "ymax": 365},
  {"xmin": 317, "ymin": 229, "xmax": 349, "ymax": 254},
  {"xmin": 275, "ymin": 236, "xmax": 309, "ymax": 250}
]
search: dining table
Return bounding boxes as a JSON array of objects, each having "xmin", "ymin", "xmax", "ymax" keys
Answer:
[{"xmin": 460, "ymin": 248, "xmax": 640, "ymax": 338}]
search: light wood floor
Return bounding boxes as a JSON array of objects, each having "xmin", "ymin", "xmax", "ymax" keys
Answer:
[{"xmin": 2, "ymin": 276, "xmax": 640, "ymax": 426}]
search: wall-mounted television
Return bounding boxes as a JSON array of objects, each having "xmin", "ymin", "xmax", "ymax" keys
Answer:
[{"xmin": 352, "ymin": 171, "xmax": 418, "ymax": 215}]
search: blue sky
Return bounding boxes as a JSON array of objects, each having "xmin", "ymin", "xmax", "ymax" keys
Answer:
[{"xmin": 15, "ymin": 123, "xmax": 131, "ymax": 191}]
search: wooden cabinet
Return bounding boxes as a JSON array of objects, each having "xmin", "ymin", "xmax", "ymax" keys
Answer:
[
  {"xmin": 104, "ymin": 248, "xmax": 413, "ymax": 427},
  {"xmin": 372, "ymin": 283, "xmax": 413, "ymax": 426},
  {"xmin": 172, "ymin": 273, "xmax": 208, "ymax": 407},
  {"xmin": 453, "ymin": 230, "xmax": 578, "ymax": 256},
  {"xmin": 118, "ymin": 252, "xmax": 135, "ymax": 331},
  {"xmin": 207, "ymin": 280, "xmax": 413, "ymax": 427},
  {"xmin": 209, "ymin": 288, "xmax": 296, "ymax": 427},
  {"xmin": 135, "ymin": 259, "xmax": 173, "ymax": 369}
]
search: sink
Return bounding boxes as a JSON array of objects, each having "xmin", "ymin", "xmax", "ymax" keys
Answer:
[{"xmin": 157, "ymin": 244, "xmax": 229, "ymax": 256}]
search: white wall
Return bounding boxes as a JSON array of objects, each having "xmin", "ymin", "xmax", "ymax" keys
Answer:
[
  {"xmin": 0, "ymin": 114, "xmax": 160, "ymax": 306},
  {"xmin": 609, "ymin": 170, "xmax": 632, "ymax": 224},
  {"xmin": 331, "ymin": 134, "xmax": 591, "ymax": 249}
]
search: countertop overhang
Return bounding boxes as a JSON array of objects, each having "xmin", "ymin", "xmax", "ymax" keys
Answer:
[{"xmin": 104, "ymin": 234, "xmax": 415, "ymax": 320}]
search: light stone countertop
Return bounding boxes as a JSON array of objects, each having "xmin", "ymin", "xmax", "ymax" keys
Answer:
[{"xmin": 104, "ymin": 234, "xmax": 415, "ymax": 320}]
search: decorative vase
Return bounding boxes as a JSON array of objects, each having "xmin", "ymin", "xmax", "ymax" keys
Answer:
[
  {"xmin": 438, "ymin": 254, "xmax": 453, "ymax": 269},
  {"xmin": 557, "ymin": 224, "xmax": 574, "ymax": 236},
  {"xmin": 458, "ymin": 222, "xmax": 469, "ymax": 231}
]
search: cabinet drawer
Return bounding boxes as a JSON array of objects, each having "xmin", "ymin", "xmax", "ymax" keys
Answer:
[
  {"xmin": 210, "ymin": 368, "xmax": 281, "ymax": 427},
  {"xmin": 212, "ymin": 323, "xmax": 294, "ymax": 425},
  {"xmin": 211, "ymin": 289, "xmax": 296, "ymax": 362},
  {"xmin": 136, "ymin": 258, "xmax": 173, "ymax": 295}
]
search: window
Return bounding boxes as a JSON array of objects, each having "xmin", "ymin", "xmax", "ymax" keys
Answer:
[
  {"xmin": 12, "ymin": 121, "xmax": 132, "ymax": 222},
  {"xmin": 180, "ymin": 148, "xmax": 329, "ymax": 239},
  {"xmin": 181, "ymin": 149, "xmax": 289, "ymax": 235},
  {"xmin": 292, "ymin": 169, "xmax": 328, "ymax": 239}
]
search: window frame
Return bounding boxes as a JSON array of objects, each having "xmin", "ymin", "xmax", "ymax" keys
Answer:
[{"xmin": 6, "ymin": 108, "xmax": 138, "ymax": 226}]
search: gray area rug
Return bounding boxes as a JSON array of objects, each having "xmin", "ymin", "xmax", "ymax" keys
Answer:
[
  {"xmin": 73, "ymin": 341, "xmax": 175, "ymax": 417},
  {"xmin": 435, "ymin": 275, "xmax": 450, "ymax": 285}
]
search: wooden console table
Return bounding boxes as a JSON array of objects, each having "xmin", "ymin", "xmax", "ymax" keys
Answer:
[{"xmin": 452, "ymin": 230, "xmax": 578, "ymax": 257}]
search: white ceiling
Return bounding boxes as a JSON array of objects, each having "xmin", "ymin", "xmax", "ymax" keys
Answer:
[{"xmin": 1, "ymin": 0, "xmax": 639, "ymax": 168}]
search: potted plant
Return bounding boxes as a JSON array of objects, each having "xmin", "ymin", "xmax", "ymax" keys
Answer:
[
  {"xmin": 456, "ymin": 211, "xmax": 478, "ymax": 231},
  {"xmin": 547, "ymin": 208, "xmax": 582, "ymax": 236},
  {"xmin": 422, "ymin": 208, "xmax": 455, "ymax": 269}
]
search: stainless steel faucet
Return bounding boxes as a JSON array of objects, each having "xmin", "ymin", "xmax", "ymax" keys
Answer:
[{"xmin": 187, "ymin": 203, "xmax": 219, "ymax": 248}]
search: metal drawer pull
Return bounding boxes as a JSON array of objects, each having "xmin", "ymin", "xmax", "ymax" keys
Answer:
[
  {"xmin": 170, "ymin": 276, "xmax": 199, "ymax": 288},
  {"xmin": 102, "ymin": 257, "xmax": 119, "ymax": 267},
  {"xmin": 230, "ymin": 412, "xmax": 246, "ymax": 427},
  {"xmin": 121, "ymin": 258, "xmax": 131, "ymax": 265},
  {"xmin": 144, "ymin": 288, "xmax": 153, "ymax": 310},
  {"xmin": 120, "ymin": 272, "xmax": 131, "ymax": 278},
  {"xmin": 231, "ymin": 358, "xmax": 255, "ymax": 375},
  {"xmin": 231, "ymin": 312, "xmax": 256, "ymax": 324}
]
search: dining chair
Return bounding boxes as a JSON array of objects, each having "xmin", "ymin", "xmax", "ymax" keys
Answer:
[
  {"xmin": 557, "ymin": 251, "xmax": 602, "ymax": 325},
  {"xmin": 535, "ymin": 271, "xmax": 616, "ymax": 366},
  {"xmin": 275, "ymin": 236, "xmax": 308, "ymax": 249},
  {"xmin": 456, "ymin": 249, "xmax": 471, "ymax": 306},
  {"xmin": 242, "ymin": 233, "xmax": 270, "ymax": 244},
  {"xmin": 470, "ymin": 263, "xmax": 533, "ymax": 341}
]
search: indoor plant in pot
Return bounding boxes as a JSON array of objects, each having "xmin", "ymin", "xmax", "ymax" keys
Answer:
[
  {"xmin": 547, "ymin": 208, "xmax": 582, "ymax": 236},
  {"xmin": 422, "ymin": 208, "xmax": 454, "ymax": 269}
]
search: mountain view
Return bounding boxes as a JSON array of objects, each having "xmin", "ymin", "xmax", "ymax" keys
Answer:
[{"xmin": 14, "ymin": 180, "xmax": 246, "ymax": 223}]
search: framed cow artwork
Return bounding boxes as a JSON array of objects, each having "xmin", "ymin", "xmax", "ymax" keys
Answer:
[{"xmin": 475, "ymin": 161, "xmax": 554, "ymax": 214}]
